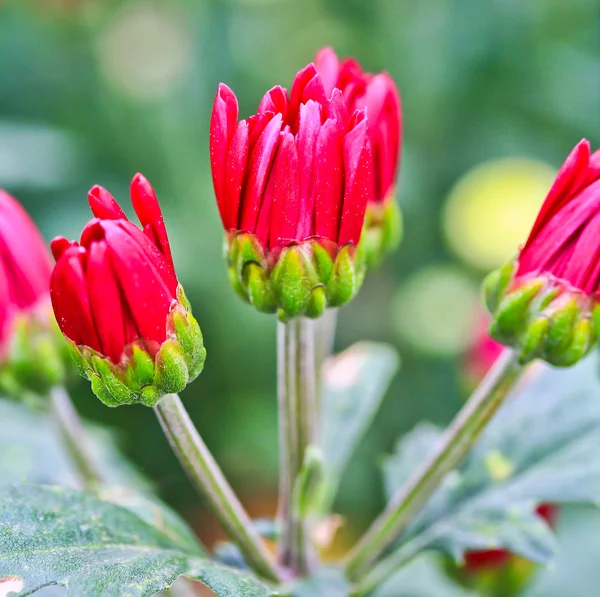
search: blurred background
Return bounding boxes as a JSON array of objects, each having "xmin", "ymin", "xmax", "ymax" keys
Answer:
[{"xmin": 1, "ymin": 0, "xmax": 599, "ymax": 553}]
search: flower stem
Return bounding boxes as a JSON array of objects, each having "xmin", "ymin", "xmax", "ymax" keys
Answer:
[
  {"xmin": 344, "ymin": 349, "xmax": 523, "ymax": 582},
  {"xmin": 154, "ymin": 393, "xmax": 280, "ymax": 583},
  {"xmin": 277, "ymin": 318, "xmax": 317, "ymax": 575},
  {"xmin": 49, "ymin": 386, "xmax": 104, "ymax": 492}
]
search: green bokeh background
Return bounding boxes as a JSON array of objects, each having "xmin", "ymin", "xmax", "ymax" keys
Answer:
[{"xmin": 1, "ymin": 0, "xmax": 599, "ymax": 546}]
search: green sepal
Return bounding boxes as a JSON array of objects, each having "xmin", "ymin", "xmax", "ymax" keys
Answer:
[
  {"xmin": 311, "ymin": 242, "xmax": 335, "ymax": 286},
  {"xmin": 545, "ymin": 299, "xmax": 579, "ymax": 360},
  {"xmin": 234, "ymin": 233, "xmax": 265, "ymax": 278},
  {"xmin": 305, "ymin": 286, "xmax": 327, "ymax": 319},
  {"xmin": 170, "ymin": 304, "xmax": 206, "ymax": 383},
  {"xmin": 125, "ymin": 344, "xmax": 155, "ymax": 388},
  {"xmin": 517, "ymin": 316, "xmax": 550, "ymax": 364},
  {"xmin": 244, "ymin": 263, "xmax": 277, "ymax": 313},
  {"xmin": 153, "ymin": 340, "xmax": 189, "ymax": 397},
  {"xmin": 483, "ymin": 260, "xmax": 517, "ymax": 314},
  {"xmin": 550, "ymin": 317, "xmax": 594, "ymax": 367},
  {"xmin": 92, "ymin": 356, "xmax": 138, "ymax": 406},
  {"xmin": 362, "ymin": 197, "xmax": 403, "ymax": 269},
  {"xmin": 489, "ymin": 279, "xmax": 544, "ymax": 344},
  {"xmin": 89, "ymin": 372, "xmax": 122, "ymax": 407},
  {"xmin": 327, "ymin": 245, "xmax": 362, "ymax": 307},
  {"xmin": 270, "ymin": 247, "xmax": 312, "ymax": 320}
]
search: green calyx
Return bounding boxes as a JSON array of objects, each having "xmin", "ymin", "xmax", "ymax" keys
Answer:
[
  {"xmin": 484, "ymin": 259, "xmax": 598, "ymax": 367},
  {"xmin": 71, "ymin": 286, "xmax": 206, "ymax": 408},
  {"xmin": 362, "ymin": 196, "xmax": 403, "ymax": 269},
  {"xmin": 226, "ymin": 232, "xmax": 366, "ymax": 321},
  {"xmin": 0, "ymin": 302, "xmax": 72, "ymax": 400}
]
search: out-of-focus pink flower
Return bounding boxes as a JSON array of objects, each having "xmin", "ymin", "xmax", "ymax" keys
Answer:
[{"xmin": 0, "ymin": 190, "xmax": 53, "ymax": 350}]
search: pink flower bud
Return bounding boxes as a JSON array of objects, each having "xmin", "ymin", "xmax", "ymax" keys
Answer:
[
  {"xmin": 0, "ymin": 191, "xmax": 53, "ymax": 350},
  {"xmin": 210, "ymin": 61, "xmax": 375, "ymax": 318},
  {"xmin": 50, "ymin": 174, "xmax": 205, "ymax": 406}
]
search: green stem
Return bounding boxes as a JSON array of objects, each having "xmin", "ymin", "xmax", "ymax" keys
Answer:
[
  {"xmin": 345, "ymin": 349, "xmax": 523, "ymax": 582},
  {"xmin": 154, "ymin": 393, "xmax": 280, "ymax": 583},
  {"xmin": 277, "ymin": 318, "xmax": 317, "ymax": 575},
  {"xmin": 49, "ymin": 386, "xmax": 104, "ymax": 492}
]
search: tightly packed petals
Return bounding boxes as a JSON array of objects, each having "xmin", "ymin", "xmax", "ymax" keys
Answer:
[
  {"xmin": 51, "ymin": 174, "xmax": 177, "ymax": 364},
  {"xmin": 315, "ymin": 46, "xmax": 401, "ymax": 204},
  {"xmin": 483, "ymin": 139, "xmax": 600, "ymax": 367},
  {"xmin": 210, "ymin": 65, "xmax": 373, "ymax": 251},
  {"xmin": 210, "ymin": 61, "xmax": 375, "ymax": 318},
  {"xmin": 0, "ymin": 191, "xmax": 53, "ymax": 345},
  {"xmin": 517, "ymin": 139, "xmax": 600, "ymax": 294},
  {"xmin": 50, "ymin": 174, "xmax": 205, "ymax": 407}
]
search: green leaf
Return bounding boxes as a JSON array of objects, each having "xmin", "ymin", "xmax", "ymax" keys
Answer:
[
  {"xmin": 372, "ymin": 555, "xmax": 475, "ymax": 597},
  {"xmin": 0, "ymin": 399, "xmax": 151, "ymax": 492},
  {"xmin": 290, "ymin": 568, "xmax": 350, "ymax": 597},
  {"xmin": 0, "ymin": 484, "xmax": 275, "ymax": 597},
  {"xmin": 382, "ymin": 351, "xmax": 600, "ymax": 567},
  {"xmin": 0, "ymin": 399, "xmax": 204, "ymax": 557},
  {"xmin": 321, "ymin": 342, "xmax": 399, "ymax": 510}
]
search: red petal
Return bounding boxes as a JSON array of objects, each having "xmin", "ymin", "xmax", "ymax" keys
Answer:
[
  {"xmin": 101, "ymin": 221, "xmax": 173, "ymax": 345},
  {"xmin": 130, "ymin": 173, "xmax": 176, "ymax": 282},
  {"xmin": 314, "ymin": 119, "xmax": 344, "ymax": 241},
  {"xmin": 327, "ymin": 88, "xmax": 350, "ymax": 130},
  {"xmin": 289, "ymin": 64, "xmax": 326, "ymax": 130},
  {"xmin": 518, "ymin": 179, "xmax": 600, "ymax": 276},
  {"xmin": 210, "ymin": 84, "xmax": 240, "ymax": 227},
  {"xmin": 295, "ymin": 101, "xmax": 323, "ymax": 240},
  {"xmin": 314, "ymin": 47, "xmax": 341, "ymax": 97},
  {"xmin": 86, "ymin": 240, "xmax": 127, "ymax": 363},
  {"xmin": 50, "ymin": 245, "xmax": 101, "ymax": 352},
  {"xmin": 239, "ymin": 113, "xmax": 283, "ymax": 234},
  {"xmin": 362, "ymin": 73, "xmax": 402, "ymax": 200},
  {"xmin": 338, "ymin": 115, "xmax": 373, "ymax": 246},
  {"xmin": 88, "ymin": 186, "xmax": 128, "ymax": 220},
  {"xmin": 269, "ymin": 132, "xmax": 300, "ymax": 247},
  {"xmin": 257, "ymin": 86, "xmax": 288, "ymax": 119},
  {"xmin": 525, "ymin": 139, "xmax": 590, "ymax": 245},
  {"xmin": 223, "ymin": 120, "xmax": 250, "ymax": 230}
]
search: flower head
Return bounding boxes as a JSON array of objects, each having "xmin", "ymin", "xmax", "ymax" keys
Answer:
[
  {"xmin": 0, "ymin": 191, "xmax": 68, "ymax": 396},
  {"xmin": 211, "ymin": 62, "xmax": 374, "ymax": 319},
  {"xmin": 484, "ymin": 139, "xmax": 600, "ymax": 366},
  {"xmin": 50, "ymin": 174, "xmax": 205, "ymax": 407},
  {"xmin": 315, "ymin": 47, "xmax": 402, "ymax": 266}
]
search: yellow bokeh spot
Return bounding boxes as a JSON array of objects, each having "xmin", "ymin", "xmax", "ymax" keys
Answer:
[
  {"xmin": 393, "ymin": 265, "xmax": 480, "ymax": 356},
  {"xmin": 443, "ymin": 158, "xmax": 557, "ymax": 271}
]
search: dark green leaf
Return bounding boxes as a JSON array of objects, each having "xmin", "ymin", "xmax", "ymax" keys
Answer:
[
  {"xmin": 321, "ymin": 342, "xmax": 399, "ymax": 510},
  {"xmin": 383, "ymin": 352, "xmax": 600, "ymax": 566},
  {"xmin": 0, "ymin": 485, "xmax": 275, "ymax": 597}
]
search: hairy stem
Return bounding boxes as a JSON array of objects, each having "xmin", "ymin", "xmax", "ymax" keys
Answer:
[
  {"xmin": 155, "ymin": 393, "xmax": 280, "ymax": 583},
  {"xmin": 277, "ymin": 318, "xmax": 317, "ymax": 575},
  {"xmin": 50, "ymin": 386, "xmax": 104, "ymax": 492},
  {"xmin": 345, "ymin": 349, "xmax": 523, "ymax": 582}
]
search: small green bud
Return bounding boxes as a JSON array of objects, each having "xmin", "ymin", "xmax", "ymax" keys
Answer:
[{"xmin": 363, "ymin": 197, "xmax": 403, "ymax": 269}]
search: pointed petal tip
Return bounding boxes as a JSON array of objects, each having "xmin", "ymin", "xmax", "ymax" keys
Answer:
[{"xmin": 50, "ymin": 237, "xmax": 72, "ymax": 262}]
